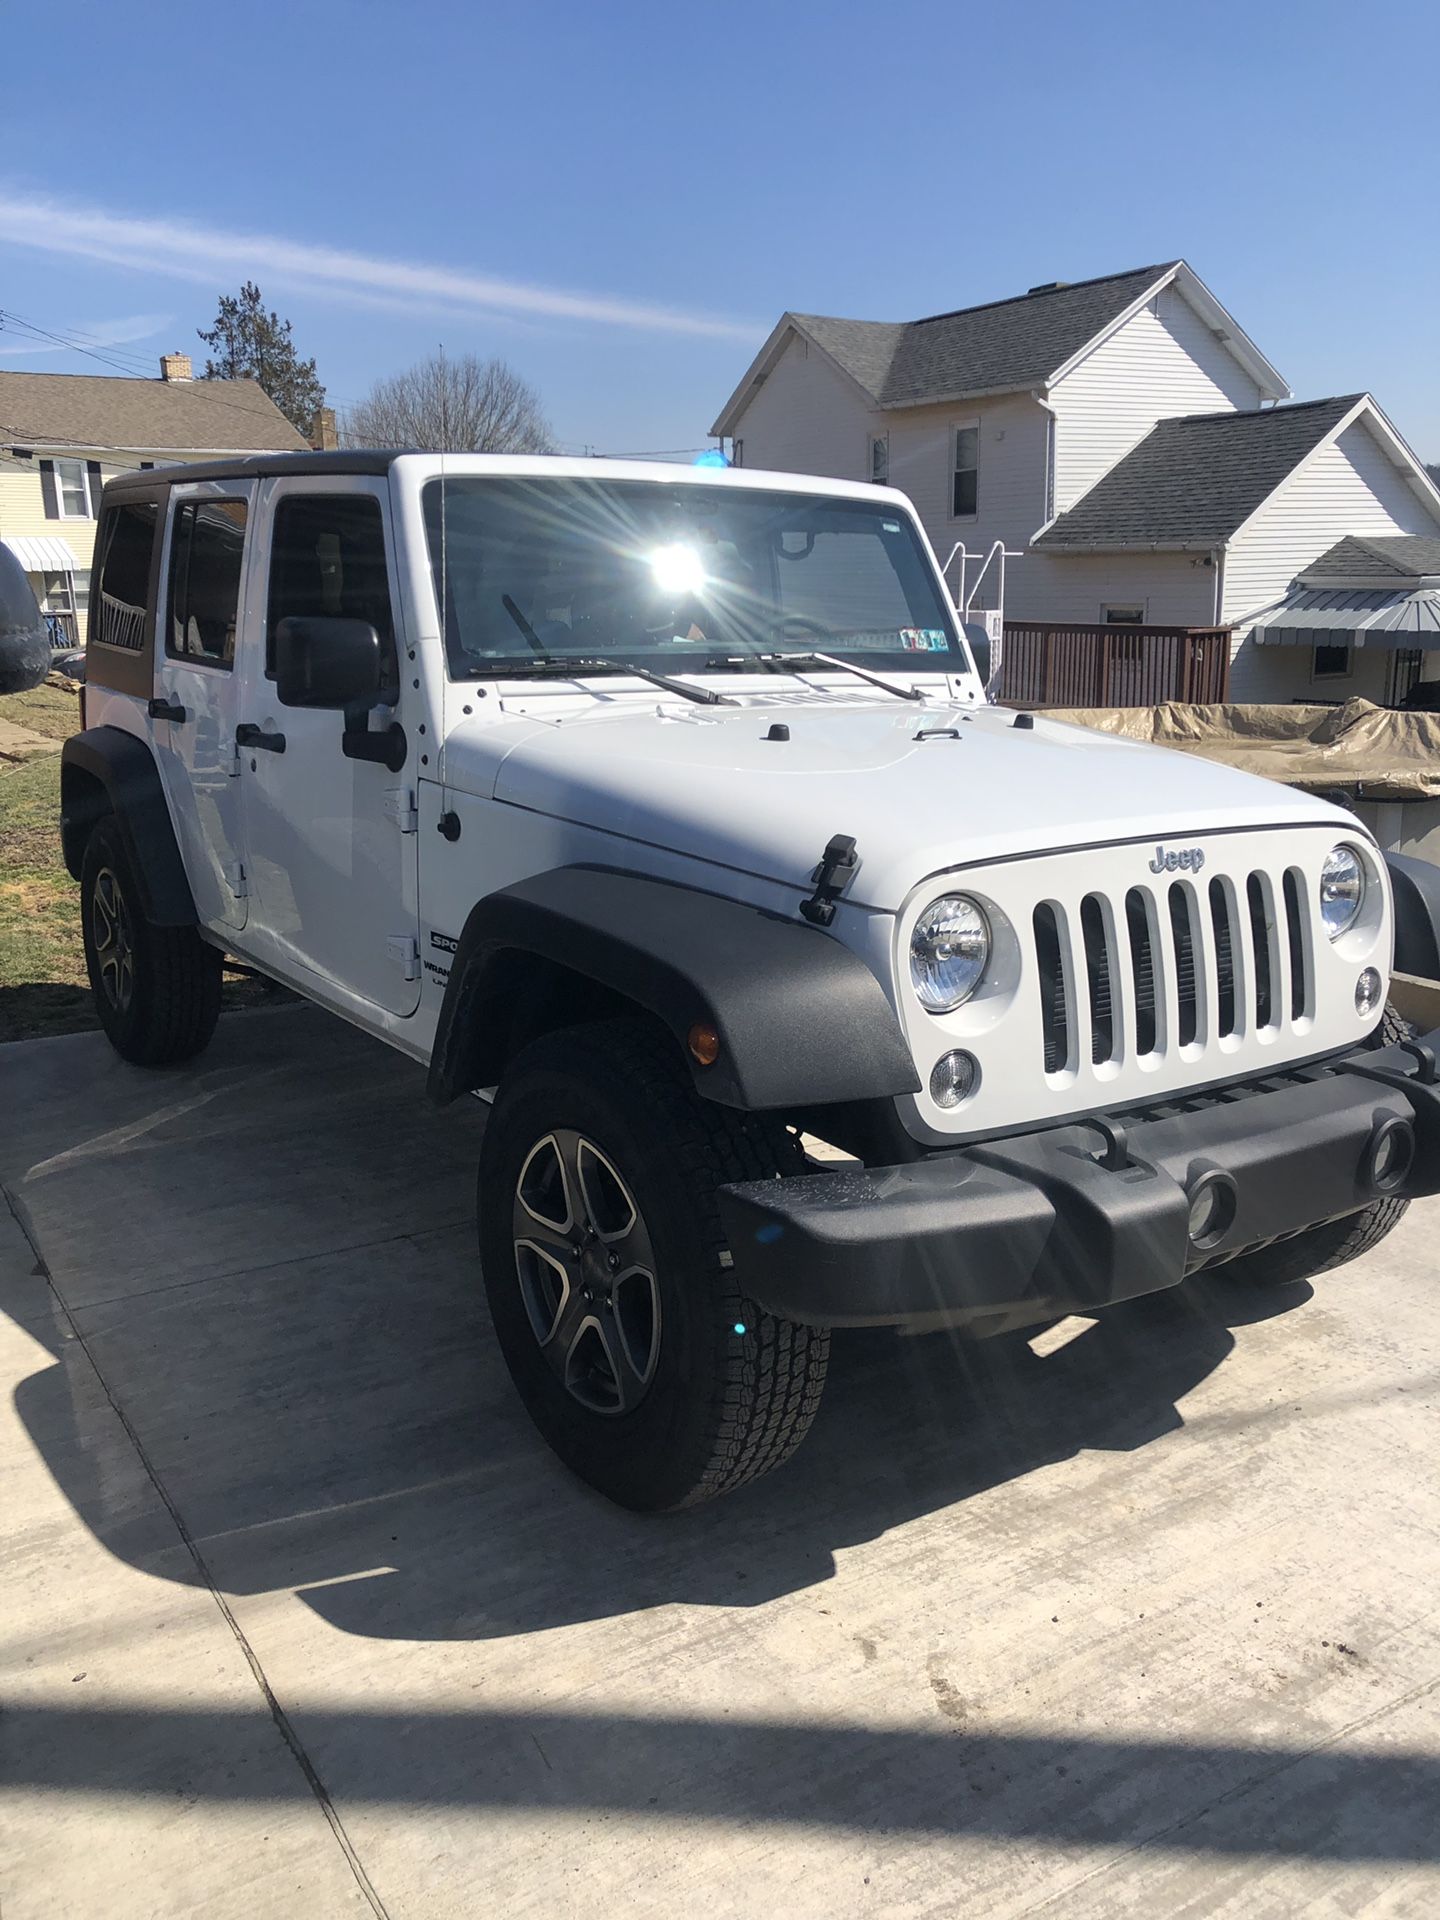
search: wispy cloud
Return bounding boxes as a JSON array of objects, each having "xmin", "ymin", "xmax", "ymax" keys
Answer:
[
  {"xmin": 0, "ymin": 191, "xmax": 759, "ymax": 342},
  {"xmin": 0, "ymin": 311, "xmax": 172, "ymax": 356}
]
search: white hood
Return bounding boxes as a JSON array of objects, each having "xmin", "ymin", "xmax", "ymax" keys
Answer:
[{"xmin": 448, "ymin": 696, "xmax": 1347, "ymax": 913}]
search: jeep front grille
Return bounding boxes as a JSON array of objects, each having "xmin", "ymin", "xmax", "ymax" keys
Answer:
[{"xmin": 1031, "ymin": 863, "xmax": 1314, "ymax": 1076}]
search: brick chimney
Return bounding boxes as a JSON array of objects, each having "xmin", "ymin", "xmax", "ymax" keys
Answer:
[
  {"xmin": 160, "ymin": 351, "xmax": 193, "ymax": 382},
  {"xmin": 311, "ymin": 406, "xmax": 339, "ymax": 451}
]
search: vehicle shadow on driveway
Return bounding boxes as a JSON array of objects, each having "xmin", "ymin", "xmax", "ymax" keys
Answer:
[{"xmin": 3, "ymin": 1007, "xmax": 1314, "ymax": 1646}]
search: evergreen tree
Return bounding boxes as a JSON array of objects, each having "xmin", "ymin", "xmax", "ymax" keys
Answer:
[{"xmin": 197, "ymin": 282, "xmax": 326, "ymax": 436}]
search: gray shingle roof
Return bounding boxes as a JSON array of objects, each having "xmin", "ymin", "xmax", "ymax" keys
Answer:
[
  {"xmin": 0, "ymin": 369, "xmax": 309, "ymax": 453},
  {"xmin": 1302, "ymin": 533, "xmax": 1440, "ymax": 580},
  {"xmin": 792, "ymin": 263, "xmax": 1177, "ymax": 407},
  {"xmin": 1033, "ymin": 395, "xmax": 1362, "ymax": 550}
]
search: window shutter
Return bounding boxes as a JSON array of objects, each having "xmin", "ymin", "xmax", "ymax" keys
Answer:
[
  {"xmin": 40, "ymin": 459, "xmax": 58, "ymax": 519},
  {"xmin": 86, "ymin": 461, "xmax": 104, "ymax": 516}
]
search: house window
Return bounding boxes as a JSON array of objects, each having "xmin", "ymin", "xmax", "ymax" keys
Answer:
[
  {"xmin": 1313, "ymin": 643, "xmax": 1352, "ymax": 680},
  {"xmin": 950, "ymin": 426, "xmax": 978, "ymax": 517},
  {"xmin": 1388, "ymin": 648, "xmax": 1423, "ymax": 706},
  {"xmin": 869, "ymin": 434, "xmax": 889, "ymax": 486},
  {"xmin": 41, "ymin": 458, "xmax": 106, "ymax": 519},
  {"xmin": 731, "ymin": 439, "xmax": 743, "ymax": 468},
  {"xmin": 1103, "ymin": 604, "xmax": 1146, "ymax": 624}
]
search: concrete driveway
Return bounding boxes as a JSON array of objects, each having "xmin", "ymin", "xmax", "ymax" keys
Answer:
[{"xmin": 3, "ymin": 1005, "xmax": 1438, "ymax": 1917}]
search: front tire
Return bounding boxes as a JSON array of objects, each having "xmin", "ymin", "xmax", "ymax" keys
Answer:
[
  {"xmin": 477, "ymin": 1019, "xmax": 829, "ymax": 1510},
  {"xmin": 80, "ymin": 816, "xmax": 221, "ymax": 1066},
  {"xmin": 1214, "ymin": 1003, "xmax": 1412, "ymax": 1287}
]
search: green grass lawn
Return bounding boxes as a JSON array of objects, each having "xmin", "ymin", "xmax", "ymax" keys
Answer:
[
  {"xmin": 2, "ymin": 680, "xmax": 82, "ymax": 744},
  {"xmin": 0, "ymin": 748, "xmax": 96, "ymax": 1041},
  {"xmin": 0, "ymin": 684, "xmax": 93, "ymax": 1041}
]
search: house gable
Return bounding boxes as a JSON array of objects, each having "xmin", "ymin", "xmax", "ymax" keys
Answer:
[
  {"xmin": 721, "ymin": 326, "xmax": 880, "ymax": 482},
  {"xmin": 1047, "ymin": 281, "xmax": 1272, "ymax": 513},
  {"xmin": 1223, "ymin": 405, "xmax": 1440, "ymax": 650},
  {"xmin": 1034, "ymin": 396, "xmax": 1360, "ymax": 553}
]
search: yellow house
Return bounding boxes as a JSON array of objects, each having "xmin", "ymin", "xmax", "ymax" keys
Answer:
[{"xmin": 0, "ymin": 353, "xmax": 308, "ymax": 646}]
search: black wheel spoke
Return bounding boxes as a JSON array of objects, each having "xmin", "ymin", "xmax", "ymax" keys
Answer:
[
  {"xmin": 515, "ymin": 1133, "xmax": 576, "ymax": 1241},
  {"xmin": 91, "ymin": 868, "xmax": 135, "ymax": 1012},
  {"xmin": 513, "ymin": 1237, "xmax": 574, "ymax": 1348},
  {"xmin": 575, "ymin": 1139, "xmax": 636, "ymax": 1243}
]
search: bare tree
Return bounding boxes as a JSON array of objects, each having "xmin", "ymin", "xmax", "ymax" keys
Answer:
[{"xmin": 343, "ymin": 352, "xmax": 553, "ymax": 453}]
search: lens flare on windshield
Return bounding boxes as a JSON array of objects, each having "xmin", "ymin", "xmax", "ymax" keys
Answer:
[{"xmin": 649, "ymin": 543, "xmax": 705, "ymax": 596}]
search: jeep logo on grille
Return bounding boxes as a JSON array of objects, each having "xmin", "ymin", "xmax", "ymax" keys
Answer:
[{"xmin": 1149, "ymin": 844, "xmax": 1205, "ymax": 874}]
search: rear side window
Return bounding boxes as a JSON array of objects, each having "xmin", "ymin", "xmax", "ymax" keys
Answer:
[
  {"xmin": 93, "ymin": 501, "xmax": 157, "ymax": 653},
  {"xmin": 266, "ymin": 494, "xmax": 397, "ymax": 694},
  {"xmin": 167, "ymin": 498, "xmax": 248, "ymax": 669}
]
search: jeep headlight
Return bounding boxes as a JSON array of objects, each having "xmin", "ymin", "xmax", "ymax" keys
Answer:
[
  {"xmin": 1320, "ymin": 844, "xmax": 1365, "ymax": 940},
  {"xmin": 910, "ymin": 895, "xmax": 990, "ymax": 1012}
]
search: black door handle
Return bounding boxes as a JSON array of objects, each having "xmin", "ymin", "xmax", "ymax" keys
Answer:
[
  {"xmin": 148, "ymin": 696, "xmax": 188, "ymax": 724},
  {"xmin": 236, "ymin": 723, "xmax": 286, "ymax": 754}
]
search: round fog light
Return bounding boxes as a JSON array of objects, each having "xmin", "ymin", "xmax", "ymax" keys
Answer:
[
  {"xmin": 1363, "ymin": 1116, "xmax": 1414, "ymax": 1194},
  {"xmin": 930, "ymin": 1049, "xmax": 980, "ymax": 1110},
  {"xmin": 1186, "ymin": 1170, "xmax": 1237, "ymax": 1249},
  {"xmin": 1355, "ymin": 968, "xmax": 1383, "ymax": 1017}
]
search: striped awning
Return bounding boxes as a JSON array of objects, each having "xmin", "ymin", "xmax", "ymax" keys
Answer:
[
  {"xmin": 1255, "ymin": 585, "xmax": 1440, "ymax": 649},
  {"xmin": 1, "ymin": 535, "xmax": 81, "ymax": 574}
]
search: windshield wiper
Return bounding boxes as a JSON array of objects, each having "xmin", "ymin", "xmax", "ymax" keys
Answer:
[
  {"xmin": 762, "ymin": 650, "xmax": 925, "ymax": 703},
  {"xmin": 496, "ymin": 596, "xmax": 731, "ymax": 703},
  {"xmin": 488, "ymin": 655, "xmax": 734, "ymax": 707}
]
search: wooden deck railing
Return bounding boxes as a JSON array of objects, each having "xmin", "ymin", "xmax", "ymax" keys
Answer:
[{"xmin": 998, "ymin": 623, "xmax": 1231, "ymax": 708}]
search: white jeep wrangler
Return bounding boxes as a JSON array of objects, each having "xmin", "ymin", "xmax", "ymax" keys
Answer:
[{"xmin": 61, "ymin": 453, "xmax": 1440, "ymax": 1509}]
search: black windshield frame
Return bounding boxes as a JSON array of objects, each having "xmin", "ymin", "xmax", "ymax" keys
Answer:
[{"xmin": 421, "ymin": 476, "xmax": 971, "ymax": 681}]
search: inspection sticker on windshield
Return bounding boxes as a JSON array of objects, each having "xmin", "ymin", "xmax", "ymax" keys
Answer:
[{"xmin": 900, "ymin": 628, "xmax": 948, "ymax": 652}]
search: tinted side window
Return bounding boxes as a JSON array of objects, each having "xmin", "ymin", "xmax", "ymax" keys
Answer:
[
  {"xmin": 167, "ymin": 499, "xmax": 247, "ymax": 668},
  {"xmin": 93, "ymin": 501, "xmax": 157, "ymax": 653},
  {"xmin": 266, "ymin": 495, "xmax": 396, "ymax": 694}
]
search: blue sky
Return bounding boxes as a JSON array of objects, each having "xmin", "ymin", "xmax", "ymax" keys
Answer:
[{"xmin": 1, "ymin": 0, "xmax": 1436, "ymax": 460}]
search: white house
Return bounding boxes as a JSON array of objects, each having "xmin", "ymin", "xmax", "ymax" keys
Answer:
[{"xmin": 711, "ymin": 262, "xmax": 1440, "ymax": 704}]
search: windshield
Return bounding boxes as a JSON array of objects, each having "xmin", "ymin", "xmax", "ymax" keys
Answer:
[{"xmin": 421, "ymin": 477, "xmax": 970, "ymax": 679}]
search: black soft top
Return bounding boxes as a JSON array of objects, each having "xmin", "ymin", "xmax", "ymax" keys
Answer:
[{"xmin": 102, "ymin": 449, "xmax": 408, "ymax": 495}]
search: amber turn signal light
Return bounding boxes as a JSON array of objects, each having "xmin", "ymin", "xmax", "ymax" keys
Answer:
[{"xmin": 687, "ymin": 1022, "xmax": 721, "ymax": 1066}]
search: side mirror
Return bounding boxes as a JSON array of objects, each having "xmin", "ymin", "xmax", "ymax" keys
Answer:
[
  {"xmin": 961, "ymin": 619, "xmax": 990, "ymax": 685},
  {"xmin": 275, "ymin": 615, "xmax": 382, "ymax": 710}
]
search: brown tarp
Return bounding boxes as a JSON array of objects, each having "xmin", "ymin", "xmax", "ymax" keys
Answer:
[{"xmin": 1045, "ymin": 698, "xmax": 1440, "ymax": 802}]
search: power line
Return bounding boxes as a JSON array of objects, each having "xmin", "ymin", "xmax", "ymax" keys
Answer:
[
  {"xmin": 0, "ymin": 309, "xmax": 163, "ymax": 378},
  {"xmin": 0, "ymin": 307, "xmax": 322, "ymax": 442}
]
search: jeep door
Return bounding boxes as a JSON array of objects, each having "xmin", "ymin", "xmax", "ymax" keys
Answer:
[
  {"xmin": 235, "ymin": 476, "xmax": 421, "ymax": 1017},
  {"xmin": 151, "ymin": 480, "xmax": 254, "ymax": 933}
]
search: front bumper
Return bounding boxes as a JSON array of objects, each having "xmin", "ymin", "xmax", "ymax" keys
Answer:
[{"xmin": 718, "ymin": 1028, "xmax": 1440, "ymax": 1331}]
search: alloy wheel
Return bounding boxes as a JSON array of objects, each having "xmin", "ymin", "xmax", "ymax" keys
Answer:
[
  {"xmin": 512, "ymin": 1129, "xmax": 661, "ymax": 1415},
  {"xmin": 92, "ymin": 867, "xmax": 136, "ymax": 1013}
]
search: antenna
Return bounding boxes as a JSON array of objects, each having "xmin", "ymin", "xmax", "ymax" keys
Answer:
[{"xmin": 438, "ymin": 342, "xmax": 448, "ymax": 663}]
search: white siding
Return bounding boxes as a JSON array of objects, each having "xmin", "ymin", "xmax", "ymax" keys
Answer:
[
  {"xmin": 725, "ymin": 329, "xmax": 879, "ymax": 483},
  {"xmin": 727, "ymin": 353, "xmax": 1054, "ymax": 612},
  {"xmin": 885, "ymin": 391, "xmax": 1050, "ymax": 607},
  {"xmin": 1049, "ymin": 285, "xmax": 1264, "ymax": 512},
  {"xmin": 1007, "ymin": 550, "xmax": 1217, "ymax": 627},
  {"xmin": 1223, "ymin": 414, "xmax": 1440, "ymax": 701}
]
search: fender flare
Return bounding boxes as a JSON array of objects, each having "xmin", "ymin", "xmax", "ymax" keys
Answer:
[
  {"xmin": 1387, "ymin": 851, "xmax": 1440, "ymax": 982},
  {"xmin": 60, "ymin": 727, "xmax": 197, "ymax": 926},
  {"xmin": 426, "ymin": 866, "xmax": 921, "ymax": 1111}
]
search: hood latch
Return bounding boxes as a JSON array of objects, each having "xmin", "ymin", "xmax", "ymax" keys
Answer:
[{"xmin": 800, "ymin": 835, "xmax": 858, "ymax": 927}]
